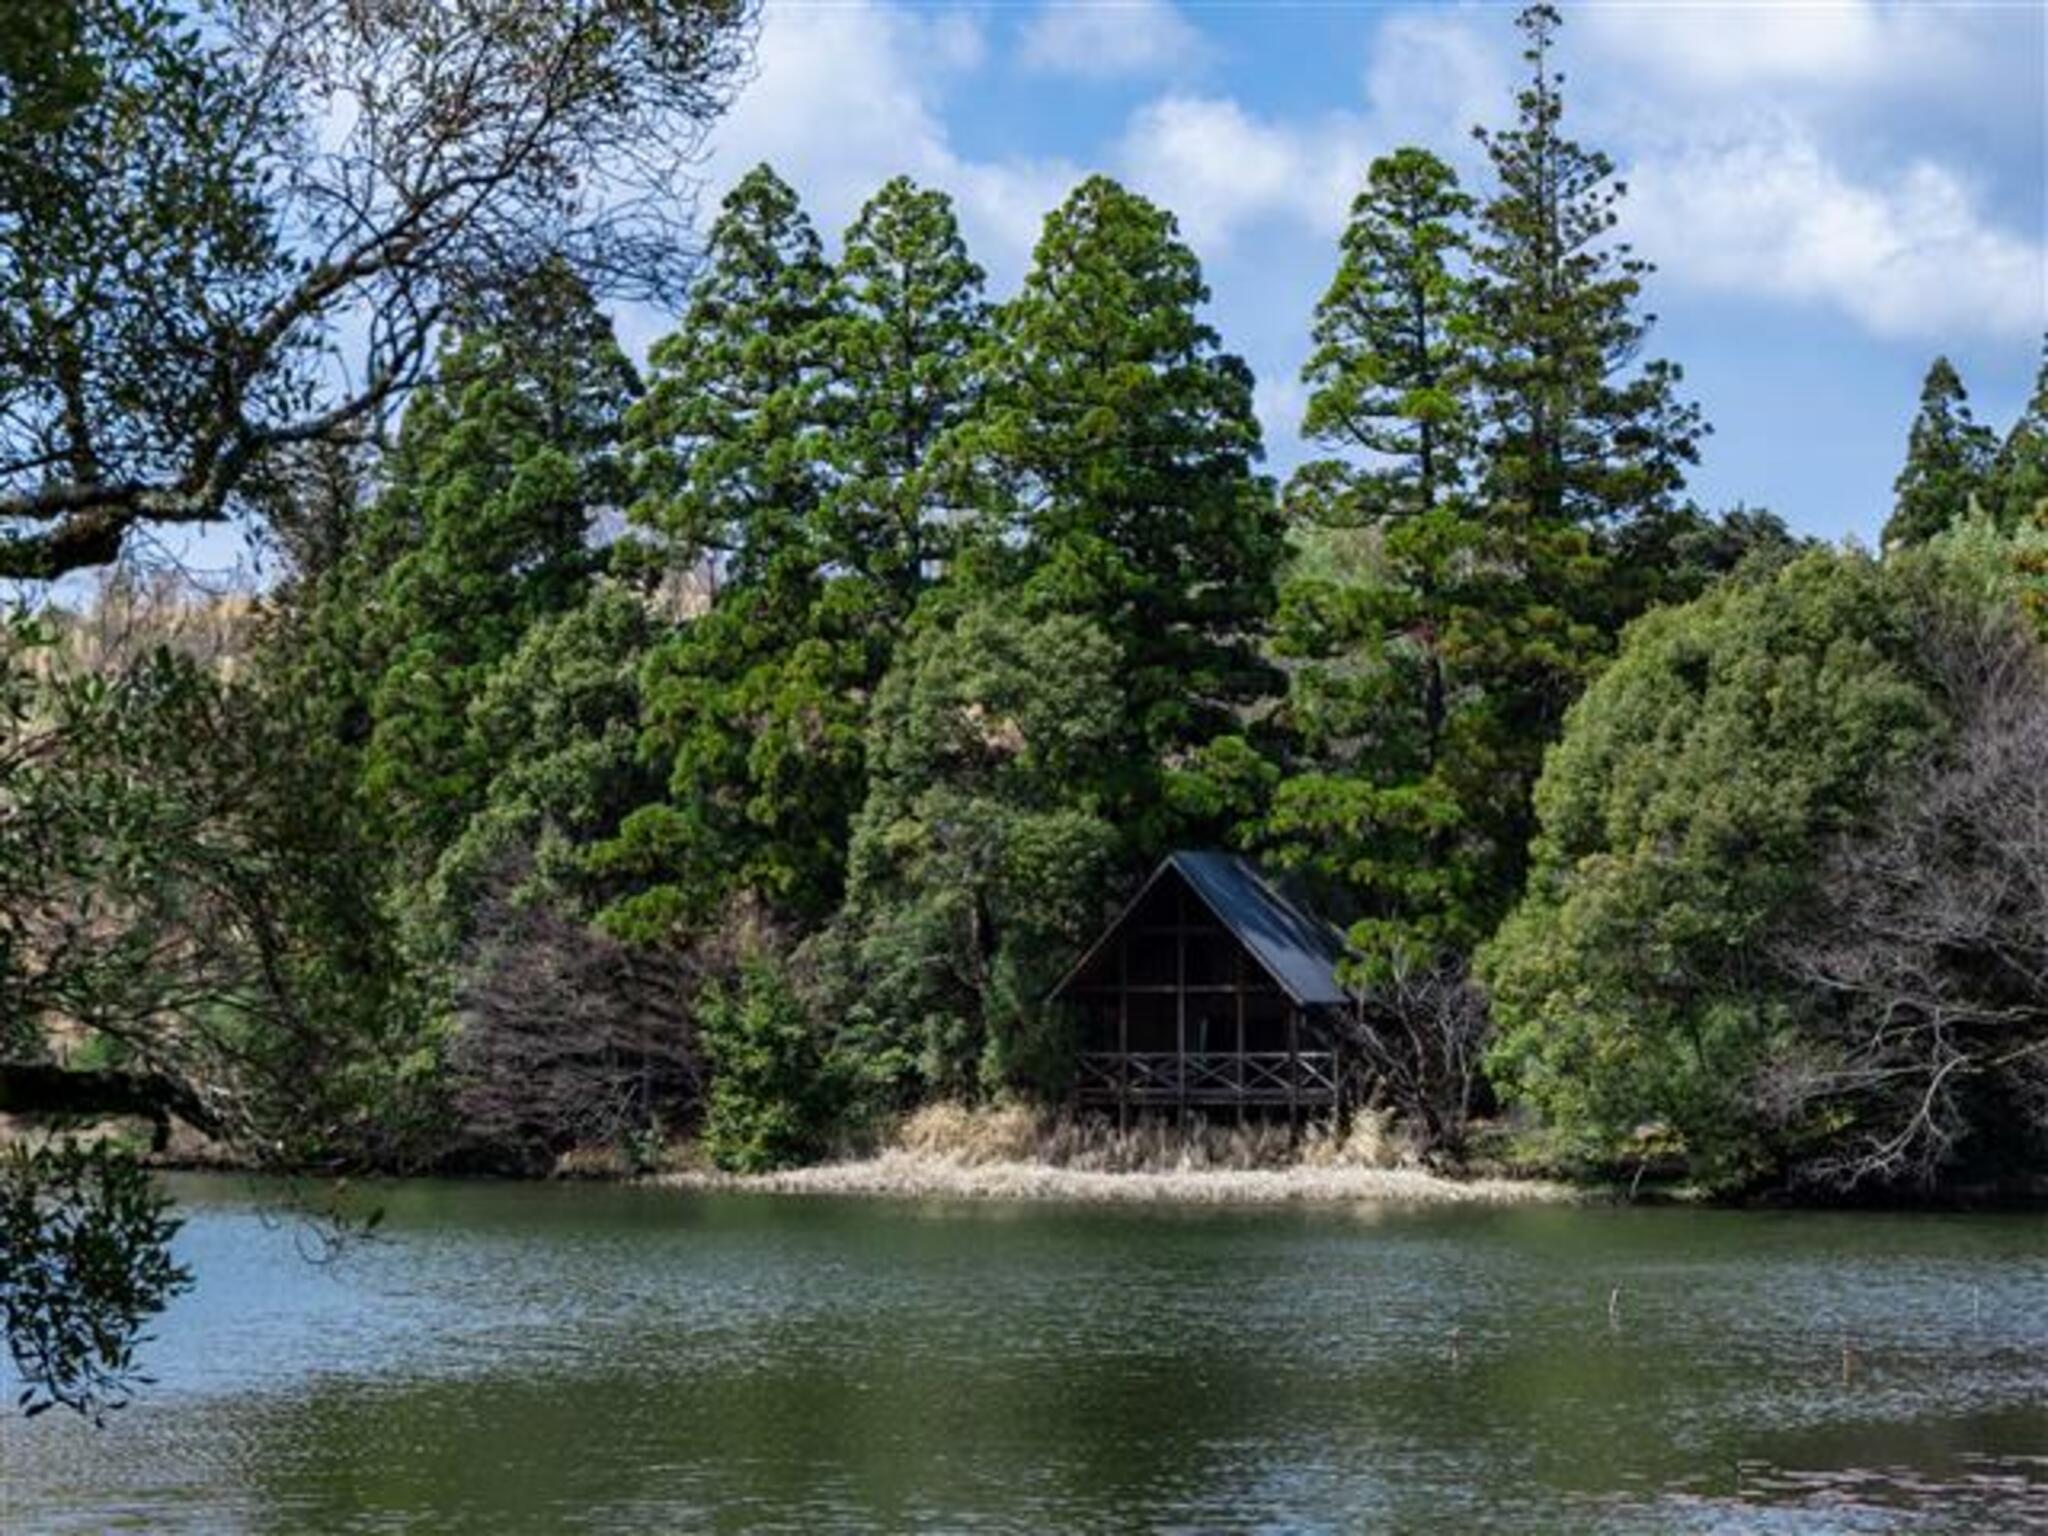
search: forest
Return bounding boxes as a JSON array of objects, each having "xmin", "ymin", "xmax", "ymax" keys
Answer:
[{"xmin": 5, "ymin": 0, "xmax": 2048, "ymax": 1421}]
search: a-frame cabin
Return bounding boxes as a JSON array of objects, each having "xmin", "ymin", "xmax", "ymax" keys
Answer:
[{"xmin": 1049, "ymin": 852, "xmax": 1357, "ymax": 1126}]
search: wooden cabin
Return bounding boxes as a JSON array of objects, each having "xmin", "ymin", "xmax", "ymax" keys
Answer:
[{"xmin": 1050, "ymin": 852, "xmax": 1357, "ymax": 1125}]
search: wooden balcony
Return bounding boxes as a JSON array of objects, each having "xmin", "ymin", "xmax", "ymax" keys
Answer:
[{"xmin": 1074, "ymin": 1051, "xmax": 1340, "ymax": 1108}]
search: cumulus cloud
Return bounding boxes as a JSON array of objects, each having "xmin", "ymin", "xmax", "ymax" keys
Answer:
[
  {"xmin": 1578, "ymin": 0, "xmax": 1967, "ymax": 94},
  {"xmin": 1017, "ymin": 0, "xmax": 1208, "ymax": 80},
  {"xmin": 705, "ymin": 0, "xmax": 1075, "ymax": 282},
  {"xmin": 1627, "ymin": 123, "xmax": 2047, "ymax": 340},
  {"xmin": 1115, "ymin": 97, "xmax": 1366, "ymax": 250}
]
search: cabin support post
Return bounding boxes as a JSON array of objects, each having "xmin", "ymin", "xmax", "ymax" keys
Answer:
[
  {"xmin": 1175, "ymin": 889, "xmax": 1188, "ymax": 1124},
  {"xmin": 1117, "ymin": 940, "xmax": 1129, "ymax": 1134},
  {"xmin": 1234, "ymin": 948, "xmax": 1247, "ymax": 1129},
  {"xmin": 1287, "ymin": 1006, "xmax": 1301, "ymax": 1141}
]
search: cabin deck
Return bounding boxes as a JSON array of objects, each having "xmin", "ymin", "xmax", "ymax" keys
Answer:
[{"xmin": 1074, "ymin": 1050, "xmax": 1340, "ymax": 1109}]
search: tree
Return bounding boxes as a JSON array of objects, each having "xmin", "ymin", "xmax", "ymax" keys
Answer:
[
  {"xmin": 1478, "ymin": 543, "xmax": 2024, "ymax": 1187},
  {"xmin": 1264, "ymin": 92, "xmax": 1735, "ymax": 974},
  {"xmin": 1471, "ymin": 3, "xmax": 1706, "ymax": 542},
  {"xmin": 1263, "ymin": 149, "xmax": 1501, "ymax": 968},
  {"xmin": 599, "ymin": 168, "xmax": 865, "ymax": 936},
  {"xmin": 354, "ymin": 268, "xmax": 637, "ymax": 870},
  {"xmin": 0, "ymin": 0, "xmax": 755, "ymax": 580},
  {"xmin": 622, "ymin": 163, "xmax": 836, "ymax": 582},
  {"xmin": 698, "ymin": 957, "xmax": 837, "ymax": 1173},
  {"xmin": 1774, "ymin": 600, "xmax": 2048, "ymax": 1192},
  {"xmin": 819, "ymin": 176, "xmax": 989, "ymax": 611},
  {"xmin": 1, "ymin": 610, "xmax": 425, "ymax": 1414},
  {"xmin": 1884, "ymin": 356, "xmax": 1997, "ymax": 549},
  {"xmin": 1988, "ymin": 339, "xmax": 2048, "ymax": 533},
  {"xmin": 953, "ymin": 175, "xmax": 1283, "ymax": 857},
  {"xmin": 419, "ymin": 581, "xmax": 662, "ymax": 957},
  {"xmin": 1289, "ymin": 148, "xmax": 1479, "ymax": 530},
  {"xmin": 822, "ymin": 604, "xmax": 1124, "ymax": 1103}
]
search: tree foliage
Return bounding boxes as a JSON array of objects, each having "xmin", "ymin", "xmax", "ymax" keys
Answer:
[
  {"xmin": 824, "ymin": 605, "xmax": 1123, "ymax": 1104},
  {"xmin": 1479, "ymin": 541, "xmax": 2034, "ymax": 1186},
  {"xmin": 0, "ymin": 0, "xmax": 755, "ymax": 579},
  {"xmin": 0, "ymin": 1139, "xmax": 189, "ymax": 1423},
  {"xmin": 954, "ymin": 175, "xmax": 1283, "ymax": 856},
  {"xmin": 1884, "ymin": 356, "xmax": 1998, "ymax": 549}
]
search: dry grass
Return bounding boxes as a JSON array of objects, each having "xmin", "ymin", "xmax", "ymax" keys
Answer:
[{"xmin": 657, "ymin": 1103, "xmax": 1579, "ymax": 1207}]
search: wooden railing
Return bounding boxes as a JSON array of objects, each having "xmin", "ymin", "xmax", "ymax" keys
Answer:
[{"xmin": 1075, "ymin": 1052, "xmax": 1339, "ymax": 1105}]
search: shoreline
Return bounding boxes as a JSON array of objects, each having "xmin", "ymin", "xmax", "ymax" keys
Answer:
[{"xmin": 649, "ymin": 1150, "xmax": 1583, "ymax": 1207}]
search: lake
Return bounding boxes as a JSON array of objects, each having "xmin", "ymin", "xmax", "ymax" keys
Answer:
[{"xmin": 4, "ymin": 1176, "xmax": 2046, "ymax": 1532}]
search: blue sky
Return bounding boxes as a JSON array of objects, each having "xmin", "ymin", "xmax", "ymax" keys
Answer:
[{"xmin": 679, "ymin": 0, "xmax": 2047, "ymax": 545}]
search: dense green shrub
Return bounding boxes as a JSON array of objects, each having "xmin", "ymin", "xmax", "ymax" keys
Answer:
[
  {"xmin": 698, "ymin": 960, "xmax": 839, "ymax": 1173},
  {"xmin": 1480, "ymin": 538, "xmax": 2038, "ymax": 1187}
]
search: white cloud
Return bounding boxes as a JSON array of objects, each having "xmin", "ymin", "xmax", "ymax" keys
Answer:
[
  {"xmin": 1116, "ymin": 97, "xmax": 1366, "ymax": 251},
  {"xmin": 1627, "ymin": 122, "xmax": 2047, "ymax": 339},
  {"xmin": 706, "ymin": 0, "xmax": 1075, "ymax": 284},
  {"xmin": 1018, "ymin": 0, "xmax": 1208, "ymax": 80},
  {"xmin": 1578, "ymin": 0, "xmax": 1967, "ymax": 94},
  {"xmin": 1360, "ymin": 10, "xmax": 1508, "ymax": 157}
]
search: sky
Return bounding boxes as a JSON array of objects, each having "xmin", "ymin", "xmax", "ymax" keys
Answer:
[{"xmin": 664, "ymin": 0, "xmax": 2048, "ymax": 546}]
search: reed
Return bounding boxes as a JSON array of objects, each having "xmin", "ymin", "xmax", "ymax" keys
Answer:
[{"xmin": 656, "ymin": 1103, "xmax": 1579, "ymax": 1206}]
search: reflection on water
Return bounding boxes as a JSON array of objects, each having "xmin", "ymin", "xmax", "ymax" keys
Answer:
[{"xmin": 3, "ymin": 1178, "xmax": 2045, "ymax": 1532}]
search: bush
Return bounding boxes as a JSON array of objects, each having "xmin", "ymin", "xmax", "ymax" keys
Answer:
[
  {"xmin": 698, "ymin": 959, "xmax": 839, "ymax": 1173},
  {"xmin": 1479, "ymin": 542, "xmax": 2019, "ymax": 1188}
]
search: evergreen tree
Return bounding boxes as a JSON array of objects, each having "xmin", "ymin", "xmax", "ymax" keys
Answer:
[
  {"xmin": 355, "ymin": 265, "xmax": 637, "ymax": 869},
  {"xmin": 598, "ymin": 168, "xmax": 867, "ymax": 937},
  {"xmin": 1265, "ymin": 148, "xmax": 1501, "ymax": 966},
  {"xmin": 820, "ymin": 177, "xmax": 989, "ymax": 610},
  {"xmin": 1884, "ymin": 356, "xmax": 1997, "ymax": 549},
  {"xmin": 624, "ymin": 164, "xmax": 836, "ymax": 581},
  {"xmin": 1989, "ymin": 340, "xmax": 2048, "ymax": 532},
  {"xmin": 1472, "ymin": 3, "xmax": 1705, "ymax": 540},
  {"xmin": 823, "ymin": 604, "xmax": 1124, "ymax": 1103},
  {"xmin": 1290, "ymin": 147, "xmax": 1479, "ymax": 529},
  {"xmin": 953, "ymin": 175, "xmax": 1283, "ymax": 858}
]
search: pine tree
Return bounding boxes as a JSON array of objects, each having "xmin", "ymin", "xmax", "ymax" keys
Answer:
[
  {"xmin": 819, "ymin": 177, "xmax": 989, "ymax": 611},
  {"xmin": 1264, "ymin": 8, "xmax": 1722, "ymax": 970},
  {"xmin": 1989, "ymin": 340, "xmax": 2048, "ymax": 532},
  {"xmin": 1471, "ymin": 3, "xmax": 1705, "ymax": 537},
  {"xmin": 1884, "ymin": 357, "xmax": 1999, "ymax": 549},
  {"xmin": 953, "ymin": 175, "xmax": 1283, "ymax": 857}
]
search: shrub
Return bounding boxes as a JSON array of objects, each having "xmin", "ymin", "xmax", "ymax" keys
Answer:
[{"xmin": 698, "ymin": 959, "xmax": 838, "ymax": 1173}]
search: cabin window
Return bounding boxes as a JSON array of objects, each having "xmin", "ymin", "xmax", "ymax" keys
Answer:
[
  {"xmin": 1189, "ymin": 1002, "xmax": 1236, "ymax": 1054},
  {"xmin": 1076, "ymin": 996, "xmax": 1120, "ymax": 1052}
]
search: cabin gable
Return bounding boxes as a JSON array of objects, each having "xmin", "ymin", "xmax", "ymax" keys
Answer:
[{"xmin": 1050, "ymin": 852, "xmax": 1357, "ymax": 1121}]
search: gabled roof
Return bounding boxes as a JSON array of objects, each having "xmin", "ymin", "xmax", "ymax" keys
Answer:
[{"xmin": 1051, "ymin": 851, "xmax": 1356, "ymax": 1008}]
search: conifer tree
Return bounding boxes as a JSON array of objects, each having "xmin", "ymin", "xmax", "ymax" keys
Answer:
[
  {"xmin": 1471, "ymin": 3, "xmax": 1705, "ymax": 538},
  {"xmin": 820, "ymin": 177, "xmax": 989, "ymax": 610},
  {"xmin": 1266, "ymin": 148, "xmax": 1499, "ymax": 965},
  {"xmin": 954, "ymin": 175, "xmax": 1283, "ymax": 857},
  {"xmin": 625, "ymin": 164, "xmax": 837, "ymax": 581},
  {"xmin": 354, "ymin": 265, "xmax": 637, "ymax": 868},
  {"xmin": 1884, "ymin": 357, "xmax": 1998, "ymax": 549},
  {"xmin": 598, "ymin": 168, "xmax": 862, "ymax": 936},
  {"xmin": 1989, "ymin": 341, "xmax": 2048, "ymax": 532}
]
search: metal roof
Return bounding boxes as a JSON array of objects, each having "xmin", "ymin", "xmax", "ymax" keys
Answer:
[{"xmin": 1051, "ymin": 851, "xmax": 1356, "ymax": 1008}]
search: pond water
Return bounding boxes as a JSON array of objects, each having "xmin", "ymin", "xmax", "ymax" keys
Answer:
[{"xmin": 3, "ymin": 1176, "xmax": 2046, "ymax": 1532}]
